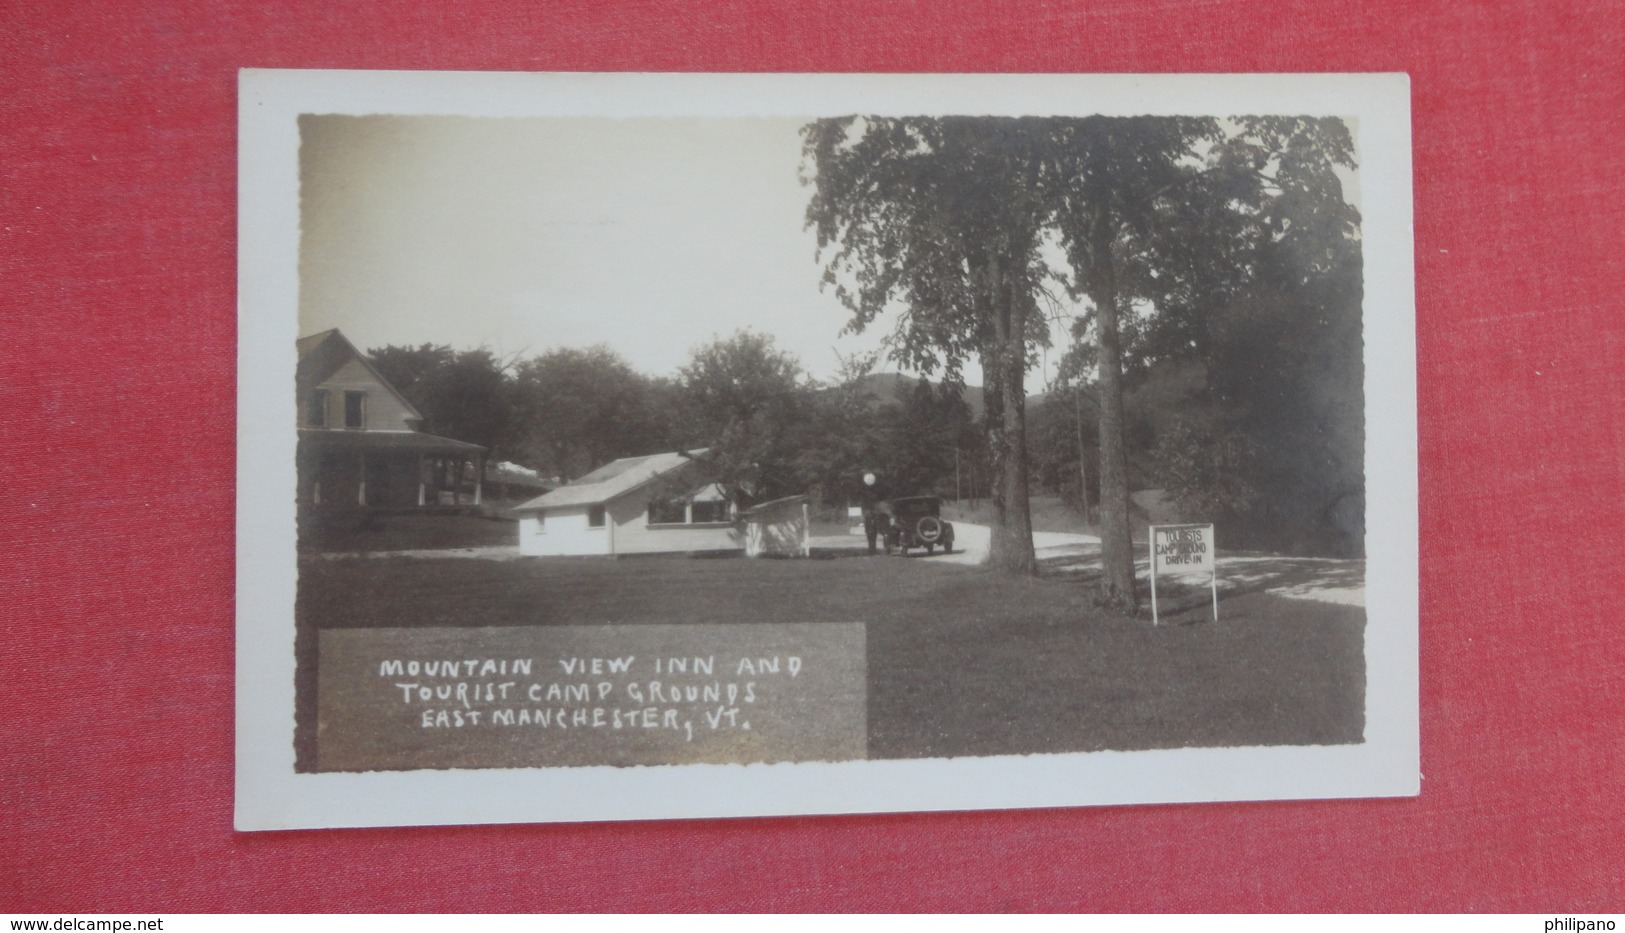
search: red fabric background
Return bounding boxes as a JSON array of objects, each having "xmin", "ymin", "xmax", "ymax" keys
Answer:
[{"xmin": 3, "ymin": 0, "xmax": 1622, "ymax": 912}]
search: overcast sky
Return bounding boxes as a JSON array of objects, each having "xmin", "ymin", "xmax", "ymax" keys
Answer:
[
  {"xmin": 298, "ymin": 114, "xmax": 992, "ymax": 387},
  {"xmin": 298, "ymin": 114, "xmax": 1355, "ymax": 394}
]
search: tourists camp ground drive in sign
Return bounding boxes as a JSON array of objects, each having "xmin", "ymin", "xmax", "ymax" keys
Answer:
[{"xmin": 1149, "ymin": 524, "xmax": 1218, "ymax": 625}]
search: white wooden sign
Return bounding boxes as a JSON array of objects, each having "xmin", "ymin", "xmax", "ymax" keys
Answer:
[{"xmin": 1149, "ymin": 523, "xmax": 1218, "ymax": 625}]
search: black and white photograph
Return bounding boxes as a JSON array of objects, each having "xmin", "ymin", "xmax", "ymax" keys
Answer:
[{"xmin": 236, "ymin": 71, "xmax": 1418, "ymax": 829}]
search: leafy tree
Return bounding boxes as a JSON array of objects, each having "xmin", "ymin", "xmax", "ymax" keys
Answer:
[
  {"xmin": 1027, "ymin": 380, "xmax": 1100, "ymax": 518},
  {"xmin": 803, "ymin": 117, "xmax": 1053, "ymax": 575},
  {"xmin": 796, "ymin": 351, "xmax": 893, "ymax": 506},
  {"xmin": 678, "ymin": 330, "xmax": 812, "ymax": 503},
  {"xmin": 889, "ymin": 378, "xmax": 975, "ymax": 497},
  {"xmin": 369, "ymin": 343, "xmax": 518, "ymax": 466},
  {"xmin": 805, "ymin": 114, "xmax": 1362, "ymax": 596},
  {"xmin": 1232, "ymin": 119, "xmax": 1362, "ymax": 556},
  {"xmin": 369, "ymin": 343, "xmax": 456, "ymax": 401},
  {"xmin": 1150, "ymin": 416, "xmax": 1262, "ymax": 518},
  {"xmin": 1049, "ymin": 116, "xmax": 1225, "ymax": 610},
  {"xmin": 1124, "ymin": 117, "xmax": 1363, "ymax": 557},
  {"xmin": 511, "ymin": 345, "xmax": 670, "ymax": 481}
]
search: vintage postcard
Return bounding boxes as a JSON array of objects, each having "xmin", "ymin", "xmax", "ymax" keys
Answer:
[{"xmin": 237, "ymin": 70, "xmax": 1417, "ymax": 830}]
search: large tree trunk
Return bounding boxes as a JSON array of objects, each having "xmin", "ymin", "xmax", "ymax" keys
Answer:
[
  {"xmin": 1091, "ymin": 216, "xmax": 1139, "ymax": 611},
  {"xmin": 1075, "ymin": 387, "xmax": 1091, "ymax": 523},
  {"xmin": 985, "ymin": 251, "xmax": 1037, "ymax": 576},
  {"xmin": 983, "ymin": 348, "xmax": 1006, "ymax": 515}
]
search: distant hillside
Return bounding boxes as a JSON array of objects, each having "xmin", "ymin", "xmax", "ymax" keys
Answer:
[{"xmin": 847, "ymin": 372, "xmax": 1051, "ymax": 422}]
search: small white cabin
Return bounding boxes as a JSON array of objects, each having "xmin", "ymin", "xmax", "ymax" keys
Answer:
[{"xmin": 512, "ymin": 450, "xmax": 743, "ymax": 557}]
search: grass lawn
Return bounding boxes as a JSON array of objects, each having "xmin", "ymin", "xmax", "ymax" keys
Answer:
[
  {"xmin": 299, "ymin": 511, "xmax": 518, "ymax": 553},
  {"xmin": 296, "ymin": 550, "xmax": 1364, "ymax": 768}
]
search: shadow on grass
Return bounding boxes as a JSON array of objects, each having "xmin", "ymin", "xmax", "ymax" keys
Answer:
[
  {"xmin": 295, "ymin": 552, "xmax": 1365, "ymax": 770},
  {"xmin": 300, "ymin": 510, "xmax": 518, "ymax": 554},
  {"xmin": 1041, "ymin": 547, "xmax": 1363, "ymax": 607},
  {"xmin": 1218, "ymin": 557, "xmax": 1365, "ymax": 602}
]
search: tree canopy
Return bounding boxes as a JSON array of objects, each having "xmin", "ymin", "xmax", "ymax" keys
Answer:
[
  {"xmin": 804, "ymin": 116, "xmax": 1055, "ymax": 574},
  {"xmin": 677, "ymin": 330, "xmax": 812, "ymax": 503},
  {"xmin": 358, "ymin": 114, "xmax": 1362, "ymax": 584},
  {"xmin": 511, "ymin": 345, "xmax": 677, "ymax": 482},
  {"xmin": 365, "ymin": 331, "xmax": 980, "ymax": 513},
  {"xmin": 369, "ymin": 343, "xmax": 518, "ymax": 464},
  {"xmin": 805, "ymin": 114, "xmax": 1363, "ymax": 600}
]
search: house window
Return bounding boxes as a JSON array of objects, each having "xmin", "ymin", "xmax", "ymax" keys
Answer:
[
  {"xmin": 306, "ymin": 389, "xmax": 328, "ymax": 428},
  {"xmin": 691, "ymin": 500, "xmax": 729, "ymax": 523},
  {"xmin": 587, "ymin": 505, "xmax": 606, "ymax": 528},
  {"xmin": 343, "ymin": 390, "xmax": 366, "ymax": 429},
  {"xmin": 648, "ymin": 499, "xmax": 688, "ymax": 525}
]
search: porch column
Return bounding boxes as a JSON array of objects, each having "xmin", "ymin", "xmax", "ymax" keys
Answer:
[
  {"xmin": 357, "ymin": 449, "xmax": 367, "ymax": 506},
  {"xmin": 473, "ymin": 454, "xmax": 483, "ymax": 506}
]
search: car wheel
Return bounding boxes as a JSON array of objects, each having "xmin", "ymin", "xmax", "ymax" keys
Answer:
[
  {"xmin": 926, "ymin": 543, "xmax": 935, "ymax": 555},
  {"xmin": 916, "ymin": 516, "xmax": 943, "ymax": 543}
]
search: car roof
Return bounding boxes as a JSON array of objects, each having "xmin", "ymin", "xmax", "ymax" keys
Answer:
[{"xmin": 889, "ymin": 496, "xmax": 942, "ymax": 506}]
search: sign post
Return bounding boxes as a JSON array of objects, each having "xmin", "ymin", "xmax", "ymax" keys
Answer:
[{"xmin": 1149, "ymin": 523, "xmax": 1218, "ymax": 626}]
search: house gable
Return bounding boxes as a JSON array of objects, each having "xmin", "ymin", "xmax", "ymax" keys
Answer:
[{"xmin": 296, "ymin": 329, "xmax": 425, "ymax": 433}]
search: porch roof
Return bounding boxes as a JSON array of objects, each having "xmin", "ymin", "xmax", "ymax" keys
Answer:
[{"xmin": 297, "ymin": 429, "xmax": 486, "ymax": 456}]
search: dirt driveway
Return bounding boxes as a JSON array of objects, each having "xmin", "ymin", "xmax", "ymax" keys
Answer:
[{"xmin": 815, "ymin": 521, "xmax": 1364, "ymax": 607}]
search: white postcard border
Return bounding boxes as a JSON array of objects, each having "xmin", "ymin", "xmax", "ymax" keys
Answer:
[{"xmin": 236, "ymin": 70, "xmax": 1417, "ymax": 830}]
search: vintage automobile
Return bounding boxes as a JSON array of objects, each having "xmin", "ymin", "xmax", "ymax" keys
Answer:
[{"xmin": 881, "ymin": 496, "xmax": 955, "ymax": 556}]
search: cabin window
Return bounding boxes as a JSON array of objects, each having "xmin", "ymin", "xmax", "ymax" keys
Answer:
[
  {"xmin": 343, "ymin": 391, "xmax": 366, "ymax": 429},
  {"xmin": 691, "ymin": 500, "xmax": 729, "ymax": 523},
  {"xmin": 648, "ymin": 499, "xmax": 688, "ymax": 525},
  {"xmin": 306, "ymin": 389, "xmax": 329, "ymax": 428},
  {"xmin": 587, "ymin": 505, "xmax": 606, "ymax": 528}
]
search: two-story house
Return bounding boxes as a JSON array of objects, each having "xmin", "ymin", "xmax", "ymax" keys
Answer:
[{"xmin": 295, "ymin": 329, "xmax": 487, "ymax": 510}]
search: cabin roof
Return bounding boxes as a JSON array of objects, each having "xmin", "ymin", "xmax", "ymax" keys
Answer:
[{"xmin": 512, "ymin": 449, "xmax": 710, "ymax": 511}]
